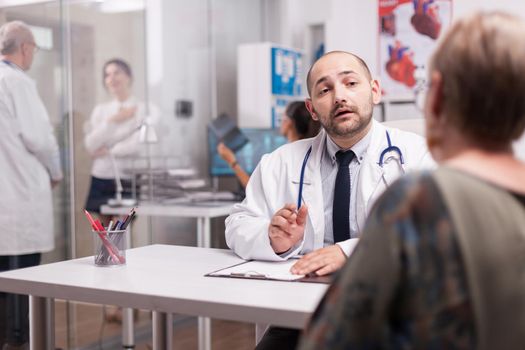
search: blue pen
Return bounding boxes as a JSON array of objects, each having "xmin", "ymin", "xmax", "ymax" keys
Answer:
[{"xmin": 120, "ymin": 207, "xmax": 136, "ymax": 230}]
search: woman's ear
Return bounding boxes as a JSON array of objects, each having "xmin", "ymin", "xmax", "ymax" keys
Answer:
[
  {"xmin": 426, "ymin": 70, "xmax": 444, "ymax": 124},
  {"xmin": 424, "ymin": 70, "xmax": 446, "ymax": 159}
]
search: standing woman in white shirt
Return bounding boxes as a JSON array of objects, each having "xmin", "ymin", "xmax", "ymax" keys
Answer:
[{"xmin": 84, "ymin": 58, "xmax": 151, "ymax": 222}]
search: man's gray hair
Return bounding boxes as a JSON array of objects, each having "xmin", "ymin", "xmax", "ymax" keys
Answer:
[{"xmin": 0, "ymin": 21, "xmax": 33, "ymax": 55}]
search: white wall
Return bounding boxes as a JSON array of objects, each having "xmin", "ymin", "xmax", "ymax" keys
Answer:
[
  {"xmin": 146, "ymin": 0, "xmax": 264, "ymax": 245},
  {"xmin": 147, "ymin": 0, "xmax": 263, "ymax": 167}
]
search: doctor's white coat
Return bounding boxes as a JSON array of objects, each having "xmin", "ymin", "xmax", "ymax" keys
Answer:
[
  {"xmin": 0, "ymin": 61, "xmax": 63, "ymax": 255},
  {"xmin": 225, "ymin": 119, "xmax": 434, "ymax": 261}
]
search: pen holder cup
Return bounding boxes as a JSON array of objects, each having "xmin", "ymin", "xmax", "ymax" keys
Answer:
[{"xmin": 93, "ymin": 229, "xmax": 127, "ymax": 267}]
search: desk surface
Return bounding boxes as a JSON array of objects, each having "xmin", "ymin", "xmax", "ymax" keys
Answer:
[
  {"xmin": 0, "ymin": 245, "xmax": 327, "ymax": 328},
  {"xmin": 100, "ymin": 202, "xmax": 235, "ymax": 218}
]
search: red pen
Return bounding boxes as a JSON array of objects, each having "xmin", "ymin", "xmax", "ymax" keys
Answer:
[
  {"xmin": 84, "ymin": 209, "xmax": 125, "ymax": 264},
  {"xmin": 83, "ymin": 209, "xmax": 98, "ymax": 230}
]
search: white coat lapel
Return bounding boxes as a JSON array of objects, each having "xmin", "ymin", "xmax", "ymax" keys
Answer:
[
  {"xmin": 356, "ymin": 160, "xmax": 383, "ymax": 233},
  {"xmin": 355, "ymin": 121, "xmax": 387, "ymax": 233}
]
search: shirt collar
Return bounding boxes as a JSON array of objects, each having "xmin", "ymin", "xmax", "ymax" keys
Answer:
[
  {"xmin": 2, "ymin": 59, "xmax": 25, "ymax": 73},
  {"xmin": 324, "ymin": 126, "xmax": 373, "ymax": 165}
]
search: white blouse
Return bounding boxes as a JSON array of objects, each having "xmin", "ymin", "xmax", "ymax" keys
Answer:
[{"xmin": 84, "ymin": 96, "xmax": 158, "ymax": 179}]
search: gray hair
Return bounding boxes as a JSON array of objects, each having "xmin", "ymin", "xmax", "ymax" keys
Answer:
[
  {"xmin": 431, "ymin": 11, "xmax": 525, "ymax": 146},
  {"xmin": 0, "ymin": 21, "xmax": 33, "ymax": 55}
]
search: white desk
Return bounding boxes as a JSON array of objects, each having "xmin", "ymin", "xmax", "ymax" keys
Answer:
[
  {"xmin": 0, "ymin": 245, "xmax": 327, "ymax": 350},
  {"xmin": 101, "ymin": 202, "xmax": 235, "ymax": 349},
  {"xmin": 101, "ymin": 202, "xmax": 235, "ymax": 248}
]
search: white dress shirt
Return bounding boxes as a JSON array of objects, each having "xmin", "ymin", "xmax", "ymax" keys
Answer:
[
  {"xmin": 84, "ymin": 96, "xmax": 158, "ymax": 179},
  {"xmin": 321, "ymin": 131, "xmax": 372, "ymax": 245}
]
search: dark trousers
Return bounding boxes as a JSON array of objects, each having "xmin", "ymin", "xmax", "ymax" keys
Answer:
[
  {"xmin": 0, "ymin": 253, "xmax": 41, "ymax": 346},
  {"xmin": 255, "ymin": 327, "xmax": 301, "ymax": 350}
]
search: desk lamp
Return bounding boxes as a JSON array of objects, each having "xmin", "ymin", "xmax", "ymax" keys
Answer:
[
  {"xmin": 139, "ymin": 117, "xmax": 158, "ymax": 202},
  {"xmin": 106, "ymin": 118, "xmax": 157, "ymax": 207},
  {"xmin": 107, "ymin": 149, "xmax": 137, "ymax": 207}
]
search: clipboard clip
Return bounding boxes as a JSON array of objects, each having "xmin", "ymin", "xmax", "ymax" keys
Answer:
[{"xmin": 230, "ymin": 271, "xmax": 267, "ymax": 279}]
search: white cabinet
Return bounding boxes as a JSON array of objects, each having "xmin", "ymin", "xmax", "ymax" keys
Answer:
[{"xmin": 237, "ymin": 42, "xmax": 304, "ymax": 128}]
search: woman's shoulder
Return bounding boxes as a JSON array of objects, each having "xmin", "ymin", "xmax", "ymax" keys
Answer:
[{"xmin": 372, "ymin": 170, "xmax": 443, "ymax": 215}]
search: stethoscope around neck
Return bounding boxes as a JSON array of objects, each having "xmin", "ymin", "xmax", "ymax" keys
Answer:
[{"xmin": 296, "ymin": 130, "xmax": 404, "ymax": 209}]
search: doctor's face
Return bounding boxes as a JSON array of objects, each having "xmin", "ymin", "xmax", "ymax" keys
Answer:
[{"xmin": 306, "ymin": 53, "xmax": 380, "ymax": 139}]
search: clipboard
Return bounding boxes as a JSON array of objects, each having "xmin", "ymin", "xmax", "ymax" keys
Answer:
[{"xmin": 205, "ymin": 259, "xmax": 332, "ymax": 284}]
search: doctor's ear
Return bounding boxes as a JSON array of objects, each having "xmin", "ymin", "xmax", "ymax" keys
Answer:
[
  {"xmin": 371, "ymin": 79, "xmax": 381, "ymax": 105},
  {"xmin": 305, "ymin": 99, "xmax": 319, "ymax": 121}
]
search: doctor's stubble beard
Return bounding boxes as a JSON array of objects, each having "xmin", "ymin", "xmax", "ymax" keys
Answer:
[{"xmin": 314, "ymin": 96, "xmax": 374, "ymax": 138}]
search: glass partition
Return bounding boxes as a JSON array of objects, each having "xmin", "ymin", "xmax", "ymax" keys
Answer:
[
  {"xmin": 0, "ymin": 0, "xmax": 270, "ymax": 347},
  {"xmin": 0, "ymin": 1, "xmax": 148, "ymax": 348}
]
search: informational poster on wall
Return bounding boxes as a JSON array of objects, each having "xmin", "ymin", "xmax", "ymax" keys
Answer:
[
  {"xmin": 271, "ymin": 47, "xmax": 303, "ymax": 128},
  {"xmin": 378, "ymin": 0, "xmax": 452, "ymax": 99}
]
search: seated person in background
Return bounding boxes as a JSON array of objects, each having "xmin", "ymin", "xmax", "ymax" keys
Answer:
[
  {"xmin": 216, "ymin": 101, "xmax": 320, "ymax": 188},
  {"xmin": 279, "ymin": 100, "xmax": 321, "ymax": 142},
  {"xmin": 226, "ymin": 51, "xmax": 434, "ymax": 349},
  {"xmin": 300, "ymin": 11, "xmax": 525, "ymax": 349}
]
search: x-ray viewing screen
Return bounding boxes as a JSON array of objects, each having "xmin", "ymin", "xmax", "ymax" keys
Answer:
[{"xmin": 208, "ymin": 128, "xmax": 287, "ymax": 177}]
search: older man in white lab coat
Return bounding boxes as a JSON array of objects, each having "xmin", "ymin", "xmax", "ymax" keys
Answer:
[{"xmin": 0, "ymin": 21, "xmax": 62, "ymax": 348}]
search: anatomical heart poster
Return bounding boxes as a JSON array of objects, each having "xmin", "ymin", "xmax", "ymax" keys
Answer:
[{"xmin": 379, "ymin": 0, "xmax": 452, "ymax": 98}]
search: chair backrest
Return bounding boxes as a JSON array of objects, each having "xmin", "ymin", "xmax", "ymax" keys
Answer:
[{"xmin": 381, "ymin": 118, "xmax": 425, "ymax": 136}]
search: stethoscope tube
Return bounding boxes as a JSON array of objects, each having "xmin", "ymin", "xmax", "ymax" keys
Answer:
[
  {"xmin": 378, "ymin": 130, "xmax": 404, "ymax": 166},
  {"xmin": 297, "ymin": 146, "xmax": 312, "ymax": 209},
  {"xmin": 296, "ymin": 130, "xmax": 404, "ymax": 209}
]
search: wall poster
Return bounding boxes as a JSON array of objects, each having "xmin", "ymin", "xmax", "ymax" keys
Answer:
[{"xmin": 379, "ymin": 0, "xmax": 452, "ymax": 99}]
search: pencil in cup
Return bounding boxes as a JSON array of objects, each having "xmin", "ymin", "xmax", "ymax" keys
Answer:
[{"xmin": 93, "ymin": 229, "xmax": 127, "ymax": 266}]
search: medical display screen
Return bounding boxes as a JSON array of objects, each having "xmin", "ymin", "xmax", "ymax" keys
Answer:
[{"xmin": 208, "ymin": 128, "xmax": 287, "ymax": 177}]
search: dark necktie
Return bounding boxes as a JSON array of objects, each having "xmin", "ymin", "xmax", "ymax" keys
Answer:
[{"xmin": 333, "ymin": 150, "xmax": 355, "ymax": 243}]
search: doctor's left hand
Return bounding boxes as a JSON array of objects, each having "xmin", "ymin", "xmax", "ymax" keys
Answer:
[{"xmin": 290, "ymin": 245, "xmax": 347, "ymax": 276}]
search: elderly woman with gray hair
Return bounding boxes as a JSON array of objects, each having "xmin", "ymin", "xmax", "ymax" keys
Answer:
[{"xmin": 301, "ymin": 11, "xmax": 525, "ymax": 349}]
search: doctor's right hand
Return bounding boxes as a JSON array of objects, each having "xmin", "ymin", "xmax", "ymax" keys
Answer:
[{"xmin": 268, "ymin": 204, "xmax": 308, "ymax": 254}]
